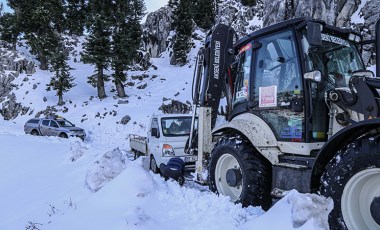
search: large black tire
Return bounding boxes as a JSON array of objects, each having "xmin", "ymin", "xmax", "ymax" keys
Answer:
[
  {"xmin": 31, "ymin": 130, "xmax": 39, "ymax": 136},
  {"xmin": 319, "ymin": 135, "xmax": 380, "ymax": 230},
  {"xmin": 59, "ymin": 133, "xmax": 68, "ymax": 138},
  {"xmin": 150, "ymin": 155, "xmax": 160, "ymax": 174},
  {"xmin": 209, "ymin": 135, "xmax": 272, "ymax": 210}
]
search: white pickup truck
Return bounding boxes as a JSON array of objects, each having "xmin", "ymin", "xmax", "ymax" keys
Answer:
[{"xmin": 130, "ymin": 114, "xmax": 197, "ymax": 173}]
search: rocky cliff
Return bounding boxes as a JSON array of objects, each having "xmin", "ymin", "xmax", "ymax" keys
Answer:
[
  {"xmin": 0, "ymin": 42, "xmax": 36, "ymax": 120},
  {"xmin": 143, "ymin": 7, "xmax": 174, "ymax": 58}
]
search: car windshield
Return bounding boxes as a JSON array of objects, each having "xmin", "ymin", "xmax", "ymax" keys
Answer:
[
  {"xmin": 303, "ymin": 32, "xmax": 364, "ymax": 88},
  {"xmin": 56, "ymin": 118, "xmax": 75, "ymax": 127},
  {"xmin": 161, "ymin": 117, "xmax": 192, "ymax": 136}
]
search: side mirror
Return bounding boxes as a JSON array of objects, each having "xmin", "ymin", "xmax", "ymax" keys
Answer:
[
  {"xmin": 307, "ymin": 22, "xmax": 323, "ymax": 47},
  {"xmin": 151, "ymin": 128, "xmax": 159, "ymax": 138},
  {"xmin": 304, "ymin": 70, "xmax": 322, "ymax": 82},
  {"xmin": 352, "ymin": 70, "xmax": 375, "ymax": 78}
]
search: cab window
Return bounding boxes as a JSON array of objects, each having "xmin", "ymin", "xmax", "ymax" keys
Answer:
[
  {"xmin": 232, "ymin": 43, "xmax": 252, "ymax": 109},
  {"xmin": 42, "ymin": 120, "xmax": 49, "ymax": 126},
  {"xmin": 50, "ymin": 121, "xmax": 59, "ymax": 128}
]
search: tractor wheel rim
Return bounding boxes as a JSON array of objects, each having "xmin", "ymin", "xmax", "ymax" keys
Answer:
[
  {"xmin": 215, "ymin": 153, "xmax": 242, "ymax": 202},
  {"xmin": 342, "ymin": 168, "xmax": 380, "ymax": 230}
]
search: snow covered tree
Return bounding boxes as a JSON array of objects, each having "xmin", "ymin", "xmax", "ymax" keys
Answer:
[
  {"xmin": 171, "ymin": 0, "xmax": 194, "ymax": 66},
  {"xmin": 241, "ymin": 0, "xmax": 257, "ymax": 6},
  {"xmin": 0, "ymin": 12, "xmax": 19, "ymax": 50},
  {"xmin": 64, "ymin": 0, "xmax": 87, "ymax": 36},
  {"xmin": 46, "ymin": 45, "xmax": 76, "ymax": 106},
  {"xmin": 81, "ymin": 0, "xmax": 113, "ymax": 99},
  {"xmin": 193, "ymin": 0, "xmax": 215, "ymax": 30},
  {"xmin": 110, "ymin": 0, "xmax": 145, "ymax": 98},
  {"xmin": 7, "ymin": 0, "xmax": 65, "ymax": 70}
]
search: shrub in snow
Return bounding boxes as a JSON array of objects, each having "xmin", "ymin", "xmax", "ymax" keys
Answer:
[{"xmin": 85, "ymin": 148, "xmax": 128, "ymax": 192}]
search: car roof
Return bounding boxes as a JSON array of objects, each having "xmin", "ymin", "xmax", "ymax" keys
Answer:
[{"xmin": 152, "ymin": 114, "xmax": 193, "ymax": 119}]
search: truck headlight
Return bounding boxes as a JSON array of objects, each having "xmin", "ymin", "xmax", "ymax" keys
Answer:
[{"xmin": 162, "ymin": 144, "xmax": 175, "ymax": 157}]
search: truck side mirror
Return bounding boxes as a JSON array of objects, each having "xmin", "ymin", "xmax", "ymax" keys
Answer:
[
  {"xmin": 307, "ymin": 22, "xmax": 322, "ymax": 47},
  {"xmin": 151, "ymin": 128, "xmax": 159, "ymax": 138}
]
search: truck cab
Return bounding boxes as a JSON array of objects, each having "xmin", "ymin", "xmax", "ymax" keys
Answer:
[{"xmin": 135, "ymin": 114, "xmax": 197, "ymax": 173}]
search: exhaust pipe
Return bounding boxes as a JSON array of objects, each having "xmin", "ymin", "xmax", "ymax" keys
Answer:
[{"xmin": 376, "ymin": 19, "xmax": 380, "ymax": 78}]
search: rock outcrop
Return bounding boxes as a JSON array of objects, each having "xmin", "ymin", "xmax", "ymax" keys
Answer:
[
  {"xmin": 159, "ymin": 99, "xmax": 191, "ymax": 114},
  {"xmin": 0, "ymin": 43, "xmax": 36, "ymax": 120},
  {"xmin": 262, "ymin": 0, "xmax": 360, "ymax": 27},
  {"xmin": 143, "ymin": 7, "xmax": 174, "ymax": 58}
]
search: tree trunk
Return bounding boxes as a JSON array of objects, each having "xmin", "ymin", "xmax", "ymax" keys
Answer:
[
  {"xmin": 58, "ymin": 94, "xmax": 64, "ymax": 106},
  {"xmin": 115, "ymin": 78, "xmax": 126, "ymax": 98},
  {"xmin": 12, "ymin": 37, "xmax": 17, "ymax": 51},
  {"xmin": 97, "ymin": 67, "xmax": 107, "ymax": 99},
  {"xmin": 39, "ymin": 54, "xmax": 48, "ymax": 70}
]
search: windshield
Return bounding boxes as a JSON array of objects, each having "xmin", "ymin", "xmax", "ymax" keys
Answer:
[
  {"xmin": 56, "ymin": 118, "xmax": 75, "ymax": 127},
  {"xmin": 161, "ymin": 117, "xmax": 192, "ymax": 136},
  {"xmin": 303, "ymin": 32, "xmax": 364, "ymax": 88}
]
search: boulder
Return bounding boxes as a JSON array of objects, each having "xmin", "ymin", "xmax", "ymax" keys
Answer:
[{"xmin": 159, "ymin": 99, "xmax": 191, "ymax": 114}]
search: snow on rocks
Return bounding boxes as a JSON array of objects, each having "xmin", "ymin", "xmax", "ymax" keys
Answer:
[{"xmin": 85, "ymin": 147, "xmax": 129, "ymax": 192}]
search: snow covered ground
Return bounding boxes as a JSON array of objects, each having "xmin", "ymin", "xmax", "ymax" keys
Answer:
[
  {"xmin": 0, "ymin": 39, "xmax": 335, "ymax": 229},
  {"xmin": 0, "ymin": 127, "xmax": 333, "ymax": 230}
]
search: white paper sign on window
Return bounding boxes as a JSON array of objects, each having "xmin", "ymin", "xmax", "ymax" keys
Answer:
[{"xmin": 259, "ymin": 85, "xmax": 277, "ymax": 107}]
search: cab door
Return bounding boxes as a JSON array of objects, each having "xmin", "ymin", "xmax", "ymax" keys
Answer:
[
  {"xmin": 147, "ymin": 118, "xmax": 160, "ymax": 158},
  {"xmin": 251, "ymin": 29, "xmax": 305, "ymax": 142},
  {"xmin": 49, "ymin": 120, "xmax": 60, "ymax": 136},
  {"xmin": 40, "ymin": 119, "xmax": 51, "ymax": 136}
]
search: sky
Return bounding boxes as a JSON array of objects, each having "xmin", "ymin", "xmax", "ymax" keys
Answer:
[{"xmin": 145, "ymin": 0, "xmax": 168, "ymax": 13}]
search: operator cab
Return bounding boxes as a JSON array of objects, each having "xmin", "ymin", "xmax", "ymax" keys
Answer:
[{"xmin": 227, "ymin": 18, "xmax": 366, "ymax": 144}]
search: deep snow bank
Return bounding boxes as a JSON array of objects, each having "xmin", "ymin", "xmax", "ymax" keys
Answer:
[{"xmin": 0, "ymin": 128, "xmax": 332, "ymax": 230}]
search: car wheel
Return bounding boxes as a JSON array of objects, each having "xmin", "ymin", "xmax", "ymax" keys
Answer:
[
  {"xmin": 31, "ymin": 130, "xmax": 39, "ymax": 136},
  {"xmin": 209, "ymin": 135, "xmax": 272, "ymax": 210},
  {"xmin": 59, "ymin": 133, "xmax": 68, "ymax": 139},
  {"xmin": 150, "ymin": 155, "xmax": 160, "ymax": 174},
  {"xmin": 319, "ymin": 135, "xmax": 380, "ymax": 230}
]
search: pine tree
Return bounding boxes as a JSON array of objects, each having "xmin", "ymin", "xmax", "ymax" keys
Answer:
[
  {"xmin": 171, "ymin": 0, "xmax": 194, "ymax": 66},
  {"xmin": 241, "ymin": 0, "xmax": 256, "ymax": 6},
  {"xmin": 81, "ymin": 0, "xmax": 113, "ymax": 99},
  {"xmin": 7, "ymin": 0, "xmax": 65, "ymax": 70},
  {"xmin": 193, "ymin": 0, "xmax": 215, "ymax": 30},
  {"xmin": 47, "ymin": 45, "xmax": 76, "ymax": 106},
  {"xmin": 110, "ymin": 0, "xmax": 145, "ymax": 98},
  {"xmin": 64, "ymin": 0, "xmax": 87, "ymax": 36},
  {"xmin": 0, "ymin": 12, "xmax": 19, "ymax": 50}
]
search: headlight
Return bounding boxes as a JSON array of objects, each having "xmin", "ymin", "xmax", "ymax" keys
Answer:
[{"xmin": 162, "ymin": 144, "xmax": 175, "ymax": 157}]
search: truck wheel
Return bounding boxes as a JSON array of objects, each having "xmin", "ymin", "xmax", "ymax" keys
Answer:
[
  {"xmin": 59, "ymin": 133, "xmax": 68, "ymax": 138},
  {"xmin": 31, "ymin": 130, "xmax": 39, "ymax": 136},
  {"xmin": 320, "ymin": 136, "xmax": 380, "ymax": 230},
  {"xmin": 209, "ymin": 135, "xmax": 272, "ymax": 210},
  {"xmin": 150, "ymin": 155, "xmax": 160, "ymax": 174}
]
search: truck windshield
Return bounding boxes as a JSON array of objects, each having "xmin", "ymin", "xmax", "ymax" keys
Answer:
[
  {"xmin": 161, "ymin": 117, "xmax": 192, "ymax": 136},
  {"xmin": 303, "ymin": 32, "xmax": 364, "ymax": 87},
  {"xmin": 56, "ymin": 118, "xmax": 75, "ymax": 127}
]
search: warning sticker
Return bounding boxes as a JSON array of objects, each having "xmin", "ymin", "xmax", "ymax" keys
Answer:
[{"xmin": 259, "ymin": 85, "xmax": 277, "ymax": 107}]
